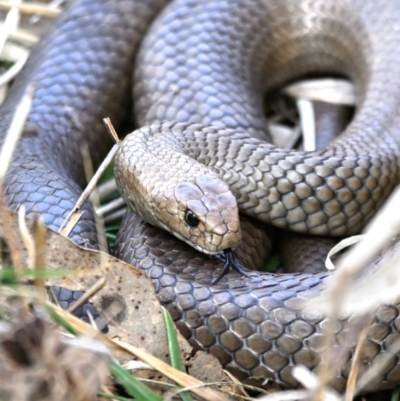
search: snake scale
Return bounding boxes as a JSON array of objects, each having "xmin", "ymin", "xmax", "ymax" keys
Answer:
[{"xmin": 2, "ymin": 0, "xmax": 400, "ymax": 393}]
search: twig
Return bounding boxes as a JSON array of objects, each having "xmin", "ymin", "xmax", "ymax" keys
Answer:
[
  {"xmin": 0, "ymin": 1, "xmax": 61, "ymax": 17},
  {"xmin": 59, "ymin": 118, "xmax": 121, "ymax": 235},
  {"xmin": 17, "ymin": 205, "xmax": 34, "ymax": 267},
  {"xmin": 0, "ymin": 83, "xmax": 35, "ymax": 184},
  {"xmin": 103, "ymin": 117, "xmax": 120, "ymax": 143},
  {"xmin": 59, "ymin": 211, "xmax": 83, "ymax": 237},
  {"xmin": 96, "ymin": 197, "xmax": 125, "ymax": 217},
  {"xmin": 344, "ymin": 312, "xmax": 376, "ymax": 401},
  {"xmin": 0, "ymin": 0, "xmax": 20, "ymax": 56},
  {"xmin": 284, "ymin": 78, "xmax": 356, "ymax": 106},
  {"xmin": 103, "ymin": 207, "xmax": 126, "ymax": 224},
  {"xmin": 34, "ymin": 217, "xmax": 47, "ymax": 300},
  {"xmin": 58, "ymin": 144, "xmax": 119, "ymax": 235},
  {"xmin": 29, "ymin": 0, "xmax": 65, "ymax": 24},
  {"xmin": 297, "ymin": 98, "xmax": 316, "ymax": 151},
  {"xmin": 97, "ymin": 178, "xmax": 118, "ymax": 199},
  {"xmin": 355, "ymin": 336, "xmax": 400, "ymax": 394},
  {"xmin": 68, "ymin": 277, "xmax": 106, "ymax": 314}
]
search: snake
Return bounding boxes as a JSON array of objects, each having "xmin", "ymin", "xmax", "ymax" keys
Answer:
[{"xmin": 2, "ymin": 0, "xmax": 400, "ymax": 393}]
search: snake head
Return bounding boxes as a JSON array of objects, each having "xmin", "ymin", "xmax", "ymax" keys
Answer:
[
  {"xmin": 114, "ymin": 126, "xmax": 242, "ymax": 255},
  {"xmin": 155, "ymin": 176, "xmax": 242, "ymax": 255}
]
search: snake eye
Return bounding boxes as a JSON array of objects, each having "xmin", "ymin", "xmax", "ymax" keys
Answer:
[{"xmin": 185, "ymin": 209, "xmax": 200, "ymax": 227}]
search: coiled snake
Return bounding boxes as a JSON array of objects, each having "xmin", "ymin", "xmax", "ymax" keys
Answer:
[{"xmin": 2, "ymin": 0, "xmax": 400, "ymax": 392}]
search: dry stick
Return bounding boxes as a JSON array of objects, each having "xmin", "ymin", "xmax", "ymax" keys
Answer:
[
  {"xmin": 297, "ymin": 98, "xmax": 316, "ymax": 151},
  {"xmin": 114, "ymin": 340, "xmax": 232, "ymax": 401},
  {"xmin": 59, "ymin": 118, "xmax": 120, "ymax": 236},
  {"xmin": 198, "ymin": 383, "xmax": 265, "ymax": 401},
  {"xmin": 103, "ymin": 207, "xmax": 126, "ymax": 224},
  {"xmin": 220, "ymin": 370, "xmax": 252, "ymax": 398},
  {"xmin": 355, "ymin": 336, "xmax": 400, "ymax": 394},
  {"xmin": 85, "ymin": 309, "xmax": 102, "ymax": 334},
  {"xmin": 284, "ymin": 78, "xmax": 356, "ymax": 106},
  {"xmin": 30, "ymin": 0, "xmax": 65, "ymax": 24},
  {"xmin": 59, "ymin": 211, "xmax": 84, "ymax": 237},
  {"xmin": 103, "ymin": 117, "xmax": 120, "ymax": 143},
  {"xmin": 0, "ymin": 1, "xmax": 61, "ymax": 17},
  {"xmin": 67, "ymin": 277, "xmax": 106, "ymax": 314},
  {"xmin": 344, "ymin": 312, "xmax": 376, "ymax": 401},
  {"xmin": 17, "ymin": 205, "xmax": 34, "ymax": 266},
  {"xmin": 0, "ymin": 0, "xmax": 20, "ymax": 56},
  {"xmin": 17, "ymin": 206, "xmax": 49, "ymax": 303},
  {"xmin": 34, "ymin": 217, "xmax": 47, "ymax": 300},
  {"xmin": 96, "ymin": 197, "xmax": 125, "ymax": 217},
  {"xmin": 97, "ymin": 178, "xmax": 118, "ymax": 199}
]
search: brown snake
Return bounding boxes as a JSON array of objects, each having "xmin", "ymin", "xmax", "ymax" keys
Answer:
[{"xmin": 2, "ymin": 0, "xmax": 400, "ymax": 393}]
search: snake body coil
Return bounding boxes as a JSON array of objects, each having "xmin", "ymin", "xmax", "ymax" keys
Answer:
[{"xmin": 2, "ymin": 0, "xmax": 400, "ymax": 392}]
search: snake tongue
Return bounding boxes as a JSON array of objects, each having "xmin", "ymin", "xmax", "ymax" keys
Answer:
[{"xmin": 211, "ymin": 249, "xmax": 250, "ymax": 285}]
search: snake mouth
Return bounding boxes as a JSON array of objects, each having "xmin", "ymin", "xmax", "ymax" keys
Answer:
[{"xmin": 191, "ymin": 242, "xmax": 221, "ymax": 255}]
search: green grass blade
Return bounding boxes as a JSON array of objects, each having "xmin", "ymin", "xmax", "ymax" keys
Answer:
[
  {"xmin": 264, "ymin": 255, "xmax": 280, "ymax": 272},
  {"xmin": 106, "ymin": 232, "xmax": 117, "ymax": 240},
  {"xmin": 0, "ymin": 267, "xmax": 72, "ymax": 283},
  {"xmin": 46, "ymin": 304, "xmax": 80, "ymax": 335},
  {"xmin": 163, "ymin": 307, "xmax": 193, "ymax": 401},
  {"xmin": 391, "ymin": 387, "xmax": 400, "ymax": 401},
  {"xmin": 111, "ymin": 360, "xmax": 163, "ymax": 401}
]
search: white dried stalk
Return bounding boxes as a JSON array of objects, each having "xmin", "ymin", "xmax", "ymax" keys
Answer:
[
  {"xmin": 297, "ymin": 98, "xmax": 316, "ymax": 151},
  {"xmin": 284, "ymin": 79, "xmax": 356, "ymax": 106}
]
